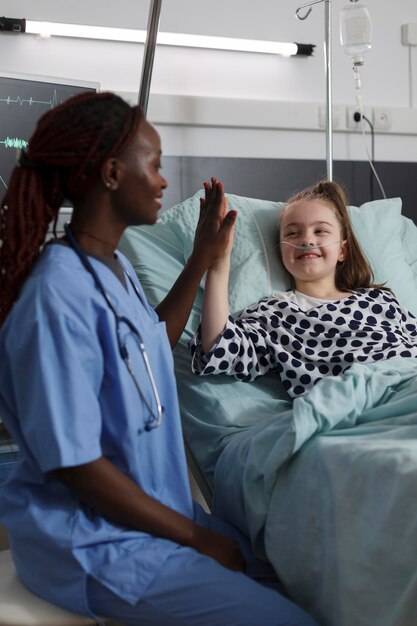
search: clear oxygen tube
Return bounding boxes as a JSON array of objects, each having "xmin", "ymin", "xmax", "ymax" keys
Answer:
[
  {"xmin": 280, "ymin": 241, "xmax": 341, "ymax": 250},
  {"xmin": 340, "ymin": 0, "xmax": 386, "ymax": 199}
]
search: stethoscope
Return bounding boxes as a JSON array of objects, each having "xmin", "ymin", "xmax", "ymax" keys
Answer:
[{"xmin": 64, "ymin": 223, "xmax": 164, "ymax": 431}]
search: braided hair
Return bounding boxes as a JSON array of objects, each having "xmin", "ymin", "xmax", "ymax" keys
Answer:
[{"xmin": 0, "ymin": 91, "xmax": 144, "ymax": 324}]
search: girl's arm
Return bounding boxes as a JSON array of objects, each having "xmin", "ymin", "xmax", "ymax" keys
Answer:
[
  {"xmin": 155, "ymin": 179, "xmax": 236, "ymax": 349},
  {"xmin": 55, "ymin": 457, "xmax": 245, "ymax": 572},
  {"xmin": 190, "ymin": 297, "xmax": 280, "ymax": 382},
  {"xmin": 200, "ymin": 189, "xmax": 235, "ymax": 354},
  {"xmin": 201, "ymin": 252, "xmax": 232, "ymax": 354}
]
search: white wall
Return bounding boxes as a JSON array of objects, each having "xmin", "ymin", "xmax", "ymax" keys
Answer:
[{"xmin": 0, "ymin": 0, "xmax": 416, "ymax": 161}]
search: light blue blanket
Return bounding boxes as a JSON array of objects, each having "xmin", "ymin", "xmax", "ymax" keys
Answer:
[{"xmin": 213, "ymin": 357, "xmax": 417, "ymax": 626}]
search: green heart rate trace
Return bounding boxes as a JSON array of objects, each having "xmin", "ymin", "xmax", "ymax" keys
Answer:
[
  {"xmin": 0, "ymin": 137, "xmax": 29, "ymax": 149},
  {"xmin": 0, "ymin": 89, "xmax": 59, "ymax": 109}
]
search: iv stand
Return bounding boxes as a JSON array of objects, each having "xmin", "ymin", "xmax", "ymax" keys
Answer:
[
  {"xmin": 139, "ymin": 0, "xmax": 333, "ymax": 177},
  {"xmin": 138, "ymin": 0, "xmax": 162, "ymax": 115},
  {"xmin": 296, "ymin": 0, "xmax": 333, "ymax": 181}
]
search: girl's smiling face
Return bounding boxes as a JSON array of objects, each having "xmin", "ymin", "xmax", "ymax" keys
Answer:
[{"xmin": 279, "ymin": 199, "xmax": 347, "ymax": 289}]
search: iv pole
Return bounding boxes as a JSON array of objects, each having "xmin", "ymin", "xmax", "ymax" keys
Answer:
[
  {"xmin": 138, "ymin": 0, "xmax": 162, "ymax": 115},
  {"xmin": 139, "ymin": 0, "xmax": 333, "ymax": 177},
  {"xmin": 296, "ymin": 0, "xmax": 333, "ymax": 181}
]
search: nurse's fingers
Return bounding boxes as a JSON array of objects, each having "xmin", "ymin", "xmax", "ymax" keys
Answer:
[{"xmin": 199, "ymin": 179, "xmax": 223, "ymax": 224}]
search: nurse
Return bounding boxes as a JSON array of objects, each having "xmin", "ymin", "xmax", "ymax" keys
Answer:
[{"xmin": 0, "ymin": 92, "xmax": 318, "ymax": 626}]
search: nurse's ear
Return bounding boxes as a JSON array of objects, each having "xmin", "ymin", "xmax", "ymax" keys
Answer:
[{"xmin": 100, "ymin": 157, "xmax": 123, "ymax": 191}]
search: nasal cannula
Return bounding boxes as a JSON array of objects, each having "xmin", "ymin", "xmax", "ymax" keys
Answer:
[{"xmin": 280, "ymin": 241, "xmax": 341, "ymax": 250}]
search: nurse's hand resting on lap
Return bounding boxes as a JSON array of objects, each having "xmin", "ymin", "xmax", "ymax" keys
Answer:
[{"xmin": 55, "ymin": 455, "xmax": 246, "ymax": 573}]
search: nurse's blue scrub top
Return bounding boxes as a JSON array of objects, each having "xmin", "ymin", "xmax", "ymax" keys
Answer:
[{"xmin": 0, "ymin": 244, "xmax": 193, "ymax": 616}]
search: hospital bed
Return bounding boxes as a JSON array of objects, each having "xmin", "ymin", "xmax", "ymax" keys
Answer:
[{"xmin": 119, "ymin": 190, "xmax": 417, "ymax": 626}]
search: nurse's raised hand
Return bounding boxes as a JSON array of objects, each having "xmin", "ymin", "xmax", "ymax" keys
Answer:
[{"xmin": 191, "ymin": 178, "xmax": 237, "ymax": 273}]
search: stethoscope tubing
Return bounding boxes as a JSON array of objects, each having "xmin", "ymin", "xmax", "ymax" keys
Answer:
[{"xmin": 64, "ymin": 223, "xmax": 163, "ymax": 430}]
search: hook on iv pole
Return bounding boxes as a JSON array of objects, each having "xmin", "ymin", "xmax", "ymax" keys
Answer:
[{"xmin": 295, "ymin": 0, "xmax": 326, "ymax": 21}]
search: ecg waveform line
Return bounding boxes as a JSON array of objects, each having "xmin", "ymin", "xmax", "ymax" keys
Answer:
[
  {"xmin": 0, "ymin": 175, "xmax": 7, "ymax": 190},
  {"xmin": 0, "ymin": 89, "xmax": 59, "ymax": 109},
  {"xmin": 0, "ymin": 137, "xmax": 28, "ymax": 149}
]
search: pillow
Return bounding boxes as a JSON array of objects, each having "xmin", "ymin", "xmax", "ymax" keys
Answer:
[
  {"xmin": 161, "ymin": 192, "xmax": 417, "ymax": 317},
  {"xmin": 401, "ymin": 215, "xmax": 417, "ymax": 278},
  {"xmin": 160, "ymin": 190, "xmax": 290, "ymax": 314},
  {"xmin": 118, "ymin": 221, "xmax": 184, "ymax": 307},
  {"xmin": 348, "ymin": 197, "xmax": 417, "ymax": 315},
  {"xmin": 118, "ymin": 220, "xmax": 204, "ymax": 336}
]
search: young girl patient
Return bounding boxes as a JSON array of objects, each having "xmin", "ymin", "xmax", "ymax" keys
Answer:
[{"xmin": 190, "ymin": 180, "xmax": 417, "ymax": 397}]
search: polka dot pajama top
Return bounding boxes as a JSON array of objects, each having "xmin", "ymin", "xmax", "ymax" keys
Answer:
[{"xmin": 189, "ymin": 288, "xmax": 417, "ymax": 398}]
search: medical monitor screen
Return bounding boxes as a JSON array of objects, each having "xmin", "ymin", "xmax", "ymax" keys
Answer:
[{"xmin": 0, "ymin": 72, "xmax": 99, "ymax": 203}]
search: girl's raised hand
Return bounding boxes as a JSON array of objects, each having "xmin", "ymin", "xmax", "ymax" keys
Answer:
[{"xmin": 191, "ymin": 177, "xmax": 237, "ymax": 272}]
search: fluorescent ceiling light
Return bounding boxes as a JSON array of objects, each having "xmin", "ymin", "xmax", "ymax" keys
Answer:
[
  {"xmin": 25, "ymin": 22, "xmax": 148, "ymax": 42},
  {"xmin": 19, "ymin": 20, "xmax": 314, "ymax": 57}
]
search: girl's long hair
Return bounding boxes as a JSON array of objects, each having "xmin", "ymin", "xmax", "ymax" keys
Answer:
[
  {"xmin": 0, "ymin": 92, "xmax": 144, "ymax": 324},
  {"xmin": 278, "ymin": 180, "xmax": 389, "ymax": 293}
]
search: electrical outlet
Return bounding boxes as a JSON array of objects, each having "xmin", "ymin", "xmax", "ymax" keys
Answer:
[
  {"xmin": 373, "ymin": 107, "xmax": 392, "ymax": 131},
  {"xmin": 346, "ymin": 106, "xmax": 372, "ymax": 130},
  {"xmin": 319, "ymin": 104, "xmax": 341, "ymax": 129},
  {"xmin": 346, "ymin": 106, "xmax": 362, "ymax": 129}
]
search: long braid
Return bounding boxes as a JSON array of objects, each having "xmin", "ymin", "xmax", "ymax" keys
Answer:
[{"xmin": 0, "ymin": 92, "xmax": 143, "ymax": 324}]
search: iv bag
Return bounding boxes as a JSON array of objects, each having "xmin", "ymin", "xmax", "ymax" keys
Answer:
[{"xmin": 340, "ymin": 1, "xmax": 372, "ymax": 60}]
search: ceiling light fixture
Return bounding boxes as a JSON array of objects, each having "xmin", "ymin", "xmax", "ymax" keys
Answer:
[{"xmin": 0, "ymin": 18, "xmax": 315, "ymax": 57}]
